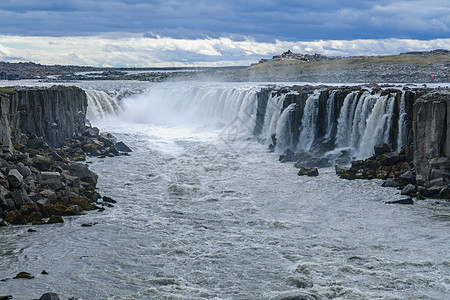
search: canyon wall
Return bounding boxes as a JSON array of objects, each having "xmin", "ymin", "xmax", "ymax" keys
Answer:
[{"xmin": 0, "ymin": 86, "xmax": 87, "ymax": 149}]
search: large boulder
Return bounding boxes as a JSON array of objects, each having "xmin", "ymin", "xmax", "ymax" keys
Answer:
[
  {"xmin": 374, "ymin": 143, "xmax": 391, "ymax": 156},
  {"xmin": 298, "ymin": 167, "xmax": 319, "ymax": 177},
  {"xmin": 7, "ymin": 169, "xmax": 23, "ymax": 188},
  {"xmin": 115, "ymin": 141, "xmax": 132, "ymax": 152}
]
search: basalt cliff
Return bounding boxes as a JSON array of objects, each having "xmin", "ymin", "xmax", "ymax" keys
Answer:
[{"xmin": 0, "ymin": 86, "xmax": 130, "ymax": 226}]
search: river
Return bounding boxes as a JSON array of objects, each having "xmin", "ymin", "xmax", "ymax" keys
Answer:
[{"xmin": 0, "ymin": 81, "xmax": 449, "ymax": 299}]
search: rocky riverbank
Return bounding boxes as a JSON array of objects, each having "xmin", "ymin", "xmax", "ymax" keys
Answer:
[{"xmin": 0, "ymin": 86, "xmax": 131, "ymax": 226}]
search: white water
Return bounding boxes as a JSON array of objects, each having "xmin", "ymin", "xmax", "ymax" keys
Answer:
[
  {"xmin": 397, "ymin": 92, "xmax": 408, "ymax": 152},
  {"xmin": 298, "ymin": 92, "xmax": 320, "ymax": 152},
  {"xmin": 0, "ymin": 81, "xmax": 448, "ymax": 300}
]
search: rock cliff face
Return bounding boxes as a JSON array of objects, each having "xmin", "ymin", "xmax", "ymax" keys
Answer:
[
  {"xmin": 413, "ymin": 90, "xmax": 450, "ymax": 187},
  {"xmin": 0, "ymin": 86, "xmax": 87, "ymax": 148}
]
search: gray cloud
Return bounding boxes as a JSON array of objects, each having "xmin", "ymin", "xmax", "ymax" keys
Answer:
[{"xmin": 0, "ymin": 1, "xmax": 447, "ymax": 41}]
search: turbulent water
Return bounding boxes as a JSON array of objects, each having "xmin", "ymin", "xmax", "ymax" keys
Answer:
[{"xmin": 1, "ymin": 81, "xmax": 449, "ymax": 300}]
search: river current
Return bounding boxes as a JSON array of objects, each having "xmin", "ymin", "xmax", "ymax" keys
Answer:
[{"xmin": 0, "ymin": 81, "xmax": 449, "ymax": 299}]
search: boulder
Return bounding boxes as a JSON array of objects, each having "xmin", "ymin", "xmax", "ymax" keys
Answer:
[
  {"xmin": 40, "ymin": 189, "xmax": 57, "ymax": 202},
  {"xmin": 36, "ymin": 198, "xmax": 51, "ymax": 211},
  {"xmin": 374, "ymin": 143, "xmax": 391, "ymax": 156},
  {"xmin": 40, "ymin": 171, "xmax": 65, "ymax": 190},
  {"xmin": 401, "ymin": 184, "xmax": 417, "ymax": 195},
  {"xmin": 69, "ymin": 163, "xmax": 98, "ymax": 182},
  {"xmin": 13, "ymin": 271, "xmax": 34, "ymax": 279},
  {"xmin": 7, "ymin": 169, "xmax": 23, "ymax": 188},
  {"xmin": 64, "ymin": 205, "xmax": 80, "ymax": 215},
  {"xmin": 5, "ymin": 210, "xmax": 26, "ymax": 225},
  {"xmin": 39, "ymin": 293, "xmax": 61, "ymax": 300},
  {"xmin": 26, "ymin": 137, "xmax": 47, "ymax": 150},
  {"xmin": 16, "ymin": 162, "xmax": 31, "ymax": 178},
  {"xmin": 298, "ymin": 167, "xmax": 319, "ymax": 177},
  {"xmin": 379, "ymin": 152, "xmax": 400, "ymax": 166},
  {"xmin": 83, "ymin": 127, "xmax": 100, "ymax": 138},
  {"xmin": 11, "ymin": 189, "xmax": 31, "ymax": 208},
  {"xmin": 47, "ymin": 215, "xmax": 64, "ymax": 224},
  {"xmin": 385, "ymin": 198, "xmax": 414, "ymax": 205},
  {"xmin": 32, "ymin": 155, "xmax": 52, "ymax": 171}
]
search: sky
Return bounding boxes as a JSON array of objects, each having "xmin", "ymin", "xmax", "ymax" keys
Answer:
[{"xmin": 0, "ymin": 0, "xmax": 449, "ymax": 67}]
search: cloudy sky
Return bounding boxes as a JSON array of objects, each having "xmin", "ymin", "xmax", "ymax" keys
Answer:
[{"xmin": 0, "ymin": 0, "xmax": 449, "ymax": 67}]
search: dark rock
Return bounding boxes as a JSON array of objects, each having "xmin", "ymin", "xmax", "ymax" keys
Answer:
[
  {"xmin": 298, "ymin": 167, "xmax": 319, "ymax": 177},
  {"xmin": 7, "ymin": 169, "xmax": 23, "ymax": 188},
  {"xmin": 382, "ymin": 178, "xmax": 401, "ymax": 187},
  {"xmin": 430, "ymin": 177, "xmax": 444, "ymax": 187},
  {"xmin": 401, "ymin": 184, "xmax": 417, "ymax": 195},
  {"xmin": 26, "ymin": 137, "xmax": 47, "ymax": 149},
  {"xmin": 115, "ymin": 141, "xmax": 132, "ymax": 152},
  {"xmin": 385, "ymin": 198, "xmax": 414, "ymax": 205},
  {"xmin": 102, "ymin": 196, "xmax": 117, "ymax": 203},
  {"xmin": 83, "ymin": 127, "xmax": 100, "ymax": 138},
  {"xmin": 0, "ymin": 296, "xmax": 12, "ymax": 300},
  {"xmin": 13, "ymin": 271, "xmax": 34, "ymax": 279},
  {"xmin": 379, "ymin": 152, "xmax": 400, "ymax": 166},
  {"xmin": 69, "ymin": 164, "xmax": 98, "ymax": 183},
  {"xmin": 64, "ymin": 205, "xmax": 80, "ymax": 216},
  {"xmin": 81, "ymin": 222, "xmax": 98, "ymax": 227},
  {"xmin": 40, "ymin": 189, "xmax": 57, "ymax": 203},
  {"xmin": 41, "ymin": 270, "xmax": 49, "ymax": 275},
  {"xmin": 27, "ymin": 228, "xmax": 36, "ymax": 232},
  {"xmin": 423, "ymin": 185, "xmax": 442, "ymax": 197},
  {"xmin": 11, "ymin": 189, "xmax": 31, "ymax": 208},
  {"xmin": 374, "ymin": 143, "xmax": 391, "ymax": 156},
  {"xmin": 16, "ymin": 162, "xmax": 31, "ymax": 178},
  {"xmin": 36, "ymin": 198, "xmax": 51, "ymax": 211},
  {"xmin": 47, "ymin": 215, "xmax": 64, "ymax": 224},
  {"xmin": 440, "ymin": 186, "xmax": 450, "ymax": 199},
  {"xmin": 32, "ymin": 155, "xmax": 52, "ymax": 171},
  {"xmin": 39, "ymin": 293, "xmax": 61, "ymax": 300}
]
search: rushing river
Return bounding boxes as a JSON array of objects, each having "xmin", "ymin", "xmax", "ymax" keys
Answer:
[{"xmin": 0, "ymin": 81, "xmax": 449, "ymax": 299}]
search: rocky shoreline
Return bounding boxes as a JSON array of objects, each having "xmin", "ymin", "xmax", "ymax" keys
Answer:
[{"xmin": 0, "ymin": 86, "xmax": 131, "ymax": 227}]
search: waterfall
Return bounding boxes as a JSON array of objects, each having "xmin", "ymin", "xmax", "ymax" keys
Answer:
[
  {"xmin": 84, "ymin": 83, "xmax": 411, "ymax": 162},
  {"xmin": 397, "ymin": 92, "xmax": 408, "ymax": 152},
  {"xmin": 349, "ymin": 91, "xmax": 379, "ymax": 149},
  {"xmin": 357, "ymin": 93, "xmax": 396, "ymax": 159},
  {"xmin": 261, "ymin": 93, "xmax": 287, "ymax": 143},
  {"xmin": 298, "ymin": 92, "xmax": 320, "ymax": 151},
  {"xmin": 275, "ymin": 103, "xmax": 296, "ymax": 153},
  {"xmin": 335, "ymin": 91, "xmax": 359, "ymax": 148},
  {"xmin": 324, "ymin": 90, "xmax": 336, "ymax": 141},
  {"xmin": 86, "ymin": 89, "xmax": 123, "ymax": 121}
]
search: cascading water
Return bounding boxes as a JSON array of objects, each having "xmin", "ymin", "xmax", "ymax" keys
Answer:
[
  {"xmin": 297, "ymin": 92, "xmax": 320, "ymax": 151},
  {"xmin": 335, "ymin": 91, "xmax": 359, "ymax": 148},
  {"xmin": 358, "ymin": 93, "xmax": 396, "ymax": 158},
  {"xmin": 397, "ymin": 91, "xmax": 408, "ymax": 152},
  {"xmin": 86, "ymin": 85, "xmax": 409, "ymax": 161},
  {"xmin": 86, "ymin": 88, "xmax": 123, "ymax": 121},
  {"xmin": 275, "ymin": 103, "xmax": 296, "ymax": 153},
  {"xmin": 324, "ymin": 90, "xmax": 336, "ymax": 141}
]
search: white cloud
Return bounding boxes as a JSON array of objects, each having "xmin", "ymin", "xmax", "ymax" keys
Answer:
[{"xmin": 0, "ymin": 34, "xmax": 448, "ymax": 67}]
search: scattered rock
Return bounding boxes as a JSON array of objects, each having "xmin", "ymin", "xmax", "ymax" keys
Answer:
[
  {"xmin": 41, "ymin": 270, "xmax": 49, "ymax": 275},
  {"xmin": 39, "ymin": 293, "xmax": 60, "ymax": 300},
  {"xmin": 385, "ymin": 198, "xmax": 414, "ymax": 205},
  {"xmin": 374, "ymin": 143, "xmax": 391, "ymax": 156},
  {"xmin": 27, "ymin": 228, "xmax": 37, "ymax": 232},
  {"xmin": 102, "ymin": 196, "xmax": 117, "ymax": 203},
  {"xmin": 298, "ymin": 167, "xmax": 319, "ymax": 177},
  {"xmin": 115, "ymin": 141, "xmax": 132, "ymax": 152},
  {"xmin": 13, "ymin": 272, "xmax": 34, "ymax": 279},
  {"xmin": 401, "ymin": 184, "xmax": 417, "ymax": 195},
  {"xmin": 47, "ymin": 215, "xmax": 64, "ymax": 224},
  {"xmin": 7, "ymin": 169, "xmax": 23, "ymax": 189}
]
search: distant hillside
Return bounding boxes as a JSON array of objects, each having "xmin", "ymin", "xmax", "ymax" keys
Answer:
[{"xmin": 220, "ymin": 49, "xmax": 450, "ymax": 83}]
